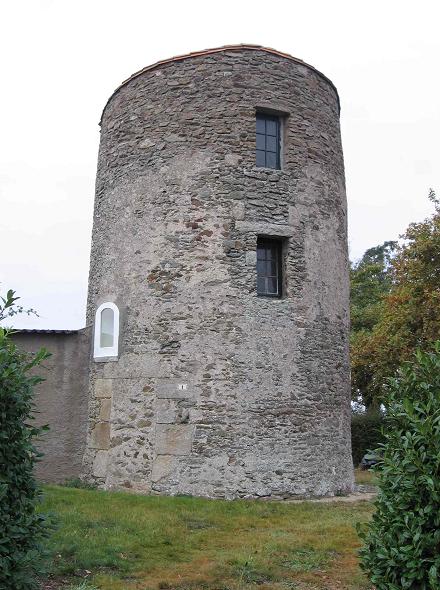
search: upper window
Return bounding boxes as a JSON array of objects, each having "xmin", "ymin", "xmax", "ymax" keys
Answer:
[
  {"xmin": 94, "ymin": 302, "xmax": 119, "ymax": 359},
  {"xmin": 256, "ymin": 113, "xmax": 281, "ymax": 169},
  {"xmin": 257, "ymin": 238, "xmax": 283, "ymax": 298}
]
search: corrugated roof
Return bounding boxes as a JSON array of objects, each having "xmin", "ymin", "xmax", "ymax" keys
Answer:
[
  {"xmin": 100, "ymin": 44, "xmax": 339, "ymax": 123},
  {"xmin": 14, "ymin": 329, "xmax": 79, "ymax": 334}
]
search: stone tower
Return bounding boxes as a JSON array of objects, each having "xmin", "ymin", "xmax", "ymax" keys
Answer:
[{"xmin": 83, "ymin": 45, "xmax": 354, "ymax": 498}]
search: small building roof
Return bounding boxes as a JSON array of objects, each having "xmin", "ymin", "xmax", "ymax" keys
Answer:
[{"xmin": 14, "ymin": 329, "xmax": 79, "ymax": 334}]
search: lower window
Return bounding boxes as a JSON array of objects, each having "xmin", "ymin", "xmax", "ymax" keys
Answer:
[{"xmin": 257, "ymin": 238, "xmax": 283, "ymax": 297}]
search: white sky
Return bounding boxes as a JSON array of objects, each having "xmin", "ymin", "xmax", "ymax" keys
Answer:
[{"xmin": 1, "ymin": 0, "xmax": 439, "ymax": 329}]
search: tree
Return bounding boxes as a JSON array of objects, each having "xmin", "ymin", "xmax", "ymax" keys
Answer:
[
  {"xmin": 0, "ymin": 290, "xmax": 51, "ymax": 589},
  {"xmin": 358, "ymin": 344, "xmax": 440, "ymax": 589},
  {"xmin": 350, "ymin": 241, "xmax": 397, "ymax": 334},
  {"xmin": 351, "ymin": 190, "xmax": 440, "ymax": 408},
  {"xmin": 350, "ymin": 241, "xmax": 396, "ymax": 408}
]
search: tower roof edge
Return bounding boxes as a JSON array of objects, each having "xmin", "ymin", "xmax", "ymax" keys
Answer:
[{"xmin": 99, "ymin": 44, "xmax": 340, "ymax": 125}]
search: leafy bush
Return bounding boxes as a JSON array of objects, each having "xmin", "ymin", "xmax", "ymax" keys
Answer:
[
  {"xmin": 351, "ymin": 410, "xmax": 385, "ymax": 466},
  {"xmin": 358, "ymin": 344, "xmax": 440, "ymax": 589},
  {"xmin": 0, "ymin": 291, "xmax": 52, "ymax": 589}
]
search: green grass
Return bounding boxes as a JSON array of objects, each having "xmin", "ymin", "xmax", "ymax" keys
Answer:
[
  {"xmin": 65, "ymin": 584, "xmax": 99, "ymax": 590},
  {"xmin": 354, "ymin": 469, "xmax": 378, "ymax": 486},
  {"xmin": 40, "ymin": 485, "xmax": 374, "ymax": 590}
]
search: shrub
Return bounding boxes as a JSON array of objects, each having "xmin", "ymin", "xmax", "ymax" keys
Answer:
[
  {"xmin": 358, "ymin": 344, "xmax": 440, "ymax": 589},
  {"xmin": 351, "ymin": 411, "xmax": 385, "ymax": 466},
  {"xmin": 0, "ymin": 291, "xmax": 52, "ymax": 589}
]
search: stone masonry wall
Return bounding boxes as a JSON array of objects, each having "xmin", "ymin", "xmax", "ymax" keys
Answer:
[{"xmin": 83, "ymin": 47, "xmax": 354, "ymax": 498}]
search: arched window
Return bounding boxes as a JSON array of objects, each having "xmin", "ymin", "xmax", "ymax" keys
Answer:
[{"xmin": 94, "ymin": 302, "xmax": 119, "ymax": 359}]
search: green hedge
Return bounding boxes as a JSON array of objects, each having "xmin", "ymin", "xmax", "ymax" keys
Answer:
[
  {"xmin": 358, "ymin": 345, "xmax": 440, "ymax": 587},
  {"xmin": 0, "ymin": 327, "xmax": 51, "ymax": 589},
  {"xmin": 351, "ymin": 411, "xmax": 385, "ymax": 466}
]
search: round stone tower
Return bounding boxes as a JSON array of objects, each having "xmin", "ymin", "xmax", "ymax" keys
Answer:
[{"xmin": 83, "ymin": 45, "xmax": 354, "ymax": 498}]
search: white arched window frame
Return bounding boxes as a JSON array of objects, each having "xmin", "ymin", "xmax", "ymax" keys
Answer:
[{"xmin": 94, "ymin": 302, "xmax": 119, "ymax": 359}]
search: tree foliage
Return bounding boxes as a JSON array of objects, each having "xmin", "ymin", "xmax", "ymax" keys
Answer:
[
  {"xmin": 351, "ymin": 411, "xmax": 385, "ymax": 466},
  {"xmin": 350, "ymin": 241, "xmax": 397, "ymax": 334},
  {"xmin": 358, "ymin": 344, "xmax": 440, "ymax": 588},
  {"xmin": 351, "ymin": 190, "xmax": 440, "ymax": 407},
  {"xmin": 0, "ymin": 289, "xmax": 37, "ymax": 324},
  {"xmin": 0, "ymin": 290, "xmax": 51, "ymax": 589},
  {"xmin": 350, "ymin": 241, "xmax": 396, "ymax": 408}
]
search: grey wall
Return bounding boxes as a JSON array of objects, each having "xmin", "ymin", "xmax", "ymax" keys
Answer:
[
  {"xmin": 84, "ymin": 46, "xmax": 354, "ymax": 498},
  {"xmin": 13, "ymin": 330, "xmax": 90, "ymax": 483}
]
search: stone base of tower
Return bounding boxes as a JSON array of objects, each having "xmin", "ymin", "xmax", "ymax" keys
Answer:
[{"xmin": 82, "ymin": 370, "xmax": 355, "ymax": 500}]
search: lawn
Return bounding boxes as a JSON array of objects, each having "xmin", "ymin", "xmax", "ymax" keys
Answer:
[
  {"xmin": 40, "ymin": 481, "xmax": 374, "ymax": 590},
  {"xmin": 353, "ymin": 469, "xmax": 377, "ymax": 487}
]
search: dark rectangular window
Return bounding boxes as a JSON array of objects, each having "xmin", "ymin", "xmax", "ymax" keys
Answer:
[
  {"xmin": 257, "ymin": 238, "xmax": 283, "ymax": 297},
  {"xmin": 256, "ymin": 113, "xmax": 281, "ymax": 169}
]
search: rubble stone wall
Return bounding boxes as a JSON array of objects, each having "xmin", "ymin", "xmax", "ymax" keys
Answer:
[{"xmin": 83, "ymin": 47, "xmax": 354, "ymax": 498}]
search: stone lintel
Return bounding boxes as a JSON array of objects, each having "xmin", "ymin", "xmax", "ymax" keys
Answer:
[{"xmin": 236, "ymin": 221, "xmax": 293, "ymax": 238}]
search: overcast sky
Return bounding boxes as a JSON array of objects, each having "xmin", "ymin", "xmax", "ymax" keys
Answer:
[{"xmin": 1, "ymin": 0, "xmax": 439, "ymax": 329}]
